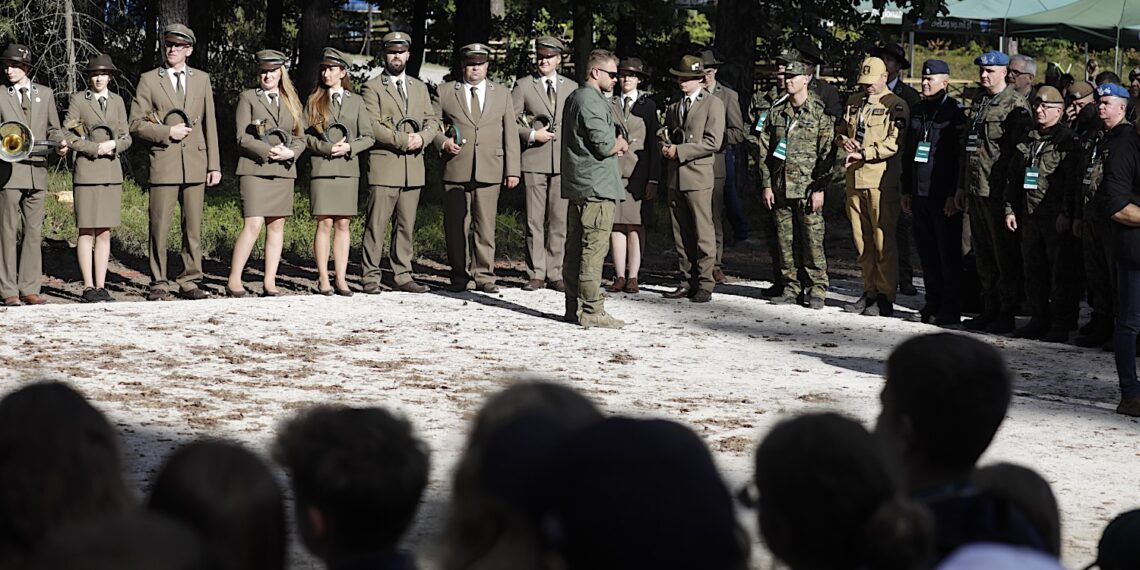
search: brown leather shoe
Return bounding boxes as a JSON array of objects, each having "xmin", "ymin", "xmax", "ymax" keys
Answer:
[
  {"xmin": 3, "ymin": 296, "xmax": 21, "ymax": 306},
  {"xmin": 713, "ymin": 269, "xmax": 726, "ymax": 283},
  {"xmin": 609, "ymin": 277, "xmax": 626, "ymax": 293},
  {"xmin": 146, "ymin": 288, "xmax": 171, "ymax": 301},
  {"xmin": 19, "ymin": 294, "xmax": 46, "ymax": 305},
  {"xmin": 1117, "ymin": 396, "xmax": 1140, "ymax": 417},
  {"xmin": 522, "ymin": 279, "xmax": 544, "ymax": 291},
  {"xmin": 690, "ymin": 289, "xmax": 712, "ymax": 303},
  {"xmin": 478, "ymin": 282, "xmax": 500, "ymax": 293},
  {"xmin": 624, "ymin": 277, "xmax": 640, "ymax": 293},
  {"xmin": 179, "ymin": 288, "xmax": 210, "ymax": 300},
  {"xmin": 396, "ymin": 281, "xmax": 429, "ymax": 293},
  {"xmin": 547, "ymin": 279, "xmax": 566, "ymax": 292}
]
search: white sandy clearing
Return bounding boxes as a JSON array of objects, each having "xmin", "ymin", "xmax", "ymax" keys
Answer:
[{"xmin": 0, "ymin": 277, "xmax": 1136, "ymax": 569}]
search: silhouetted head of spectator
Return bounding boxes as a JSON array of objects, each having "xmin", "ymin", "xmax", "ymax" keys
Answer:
[
  {"xmin": 31, "ymin": 511, "xmax": 209, "ymax": 570},
  {"xmin": 751, "ymin": 412, "xmax": 933, "ymax": 570},
  {"xmin": 1086, "ymin": 509, "xmax": 1140, "ymax": 570},
  {"xmin": 876, "ymin": 333, "xmax": 1011, "ymax": 488},
  {"xmin": 440, "ymin": 381, "xmax": 602, "ymax": 570},
  {"xmin": 542, "ymin": 417, "xmax": 748, "ymax": 570},
  {"xmin": 974, "ymin": 462, "xmax": 1062, "ymax": 557},
  {"xmin": 148, "ymin": 440, "xmax": 287, "ymax": 570},
  {"xmin": 273, "ymin": 405, "xmax": 429, "ymax": 565},
  {"xmin": 1096, "ymin": 70, "xmax": 1123, "ymax": 87},
  {"xmin": 0, "ymin": 381, "xmax": 133, "ymax": 566}
]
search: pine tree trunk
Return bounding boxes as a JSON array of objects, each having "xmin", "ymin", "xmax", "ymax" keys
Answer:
[
  {"xmin": 266, "ymin": 0, "xmax": 284, "ymax": 49},
  {"xmin": 408, "ymin": 0, "xmax": 427, "ymax": 78},
  {"xmin": 453, "ymin": 0, "xmax": 491, "ymax": 74},
  {"xmin": 714, "ymin": 0, "xmax": 757, "ymax": 107},
  {"xmin": 158, "ymin": 0, "xmax": 188, "ymax": 28},
  {"xmin": 296, "ymin": 0, "xmax": 333, "ymax": 97},
  {"xmin": 572, "ymin": 3, "xmax": 593, "ymax": 83},
  {"xmin": 615, "ymin": 13, "xmax": 636, "ymax": 59},
  {"xmin": 188, "ymin": 0, "xmax": 212, "ymax": 69}
]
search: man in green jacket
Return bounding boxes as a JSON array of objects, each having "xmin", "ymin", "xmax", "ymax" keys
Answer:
[{"xmin": 561, "ymin": 49, "xmax": 628, "ymax": 329}]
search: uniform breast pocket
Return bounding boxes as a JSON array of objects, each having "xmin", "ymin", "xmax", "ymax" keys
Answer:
[{"xmin": 984, "ymin": 119, "xmax": 1004, "ymax": 141}]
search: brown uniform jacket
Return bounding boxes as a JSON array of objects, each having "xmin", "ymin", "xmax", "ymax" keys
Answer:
[
  {"xmin": 706, "ymin": 81, "xmax": 745, "ymax": 178},
  {"xmin": 360, "ymin": 72, "xmax": 440, "ymax": 187},
  {"xmin": 0, "ymin": 82, "xmax": 63, "ymax": 190},
  {"xmin": 64, "ymin": 91, "xmax": 132, "ymax": 185},
  {"xmin": 839, "ymin": 91, "xmax": 908, "ymax": 190},
  {"xmin": 235, "ymin": 89, "xmax": 307, "ymax": 179},
  {"xmin": 432, "ymin": 80, "xmax": 521, "ymax": 185},
  {"xmin": 305, "ymin": 90, "xmax": 374, "ymax": 179},
  {"xmin": 661, "ymin": 90, "xmax": 725, "ymax": 192},
  {"xmin": 128, "ymin": 66, "xmax": 221, "ymax": 185},
  {"xmin": 611, "ymin": 91, "xmax": 661, "ymax": 198},
  {"xmin": 512, "ymin": 72, "xmax": 576, "ymax": 174}
]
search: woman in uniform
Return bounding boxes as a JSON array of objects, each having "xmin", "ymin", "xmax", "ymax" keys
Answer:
[
  {"xmin": 227, "ymin": 49, "xmax": 307, "ymax": 297},
  {"xmin": 608, "ymin": 57, "xmax": 660, "ymax": 294},
  {"xmin": 63, "ymin": 54, "xmax": 132, "ymax": 303},
  {"xmin": 304, "ymin": 48, "xmax": 373, "ymax": 296}
]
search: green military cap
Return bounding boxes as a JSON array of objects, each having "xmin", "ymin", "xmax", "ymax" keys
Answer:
[
  {"xmin": 162, "ymin": 23, "xmax": 196, "ymax": 46},
  {"xmin": 535, "ymin": 36, "xmax": 566, "ymax": 56},
  {"xmin": 320, "ymin": 47, "xmax": 351, "ymax": 69},
  {"xmin": 460, "ymin": 43, "xmax": 491, "ymax": 64},
  {"xmin": 1067, "ymin": 80, "xmax": 1094, "ymax": 100},
  {"xmin": 1033, "ymin": 85, "xmax": 1064, "ymax": 105},
  {"xmin": 669, "ymin": 54, "xmax": 704, "ymax": 79},
  {"xmin": 0, "ymin": 44, "xmax": 33, "ymax": 67},
  {"xmin": 382, "ymin": 31, "xmax": 412, "ymax": 51},
  {"xmin": 784, "ymin": 60, "xmax": 813, "ymax": 77},
  {"xmin": 256, "ymin": 49, "xmax": 289, "ymax": 70}
]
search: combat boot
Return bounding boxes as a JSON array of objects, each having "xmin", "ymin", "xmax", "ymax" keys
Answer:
[
  {"xmin": 771, "ymin": 291, "xmax": 799, "ymax": 305},
  {"xmin": 579, "ymin": 312, "xmax": 625, "ymax": 329},
  {"xmin": 845, "ymin": 294, "xmax": 874, "ymax": 314}
]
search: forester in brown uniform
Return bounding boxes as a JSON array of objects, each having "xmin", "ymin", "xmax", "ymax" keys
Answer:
[
  {"xmin": 227, "ymin": 49, "xmax": 307, "ymax": 297},
  {"xmin": 0, "ymin": 44, "xmax": 67, "ymax": 306},
  {"xmin": 660, "ymin": 55, "xmax": 725, "ymax": 303},
  {"xmin": 129, "ymin": 23, "xmax": 221, "ymax": 301},
  {"xmin": 64, "ymin": 54, "xmax": 132, "ymax": 303},
  {"xmin": 433, "ymin": 43, "xmax": 521, "ymax": 293},
  {"xmin": 360, "ymin": 31, "xmax": 439, "ymax": 294},
  {"xmin": 699, "ymin": 49, "xmax": 745, "ymax": 283},
  {"xmin": 305, "ymin": 47, "xmax": 374, "ymax": 297},
  {"xmin": 513, "ymin": 36, "xmax": 577, "ymax": 292}
]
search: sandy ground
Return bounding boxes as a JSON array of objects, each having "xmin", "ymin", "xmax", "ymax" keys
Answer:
[{"xmin": 0, "ymin": 274, "xmax": 1137, "ymax": 569}]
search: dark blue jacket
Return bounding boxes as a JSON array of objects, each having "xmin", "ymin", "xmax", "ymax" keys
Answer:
[
  {"xmin": 902, "ymin": 92, "xmax": 966, "ymax": 198},
  {"xmin": 1100, "ymin": 125, "xmax": 1140, "ymax": 263}
]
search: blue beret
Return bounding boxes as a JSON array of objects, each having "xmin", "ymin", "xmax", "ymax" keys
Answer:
[
  {"xmin": 1097, "ymin": 82, "xmax": 1130, "ymax": 99},
  {"xmin": 974, "ymin": 51, "xmax": 1009, "ymax": 66},
  {"xmin": 921, "ymin": 59, "xmax": 950, "ymax": 75}
]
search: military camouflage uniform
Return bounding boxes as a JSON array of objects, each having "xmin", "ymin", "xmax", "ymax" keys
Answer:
[
  {"xmin": 1005, "ymin": 122, "xmax": 1081, "ymax": 332},
  {"xmin": 756, "ymin": 91, "xmax": 836, "ymax": 299},
  {"xmin": 1073, "ymin": 121, "xmax": 1131, "ymax": 333},
  {"xmin": 960, "ymin": 86, "xmax": 1033, "ymax": 318}
]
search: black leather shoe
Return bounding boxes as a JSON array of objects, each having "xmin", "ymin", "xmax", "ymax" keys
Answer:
[
  {"xmin": 876, "ymin": 296, "xmax": 894, "ymax": 317},
  {"xmin": 97, "ymin": 288, "xmax": 114, "ymax": 302},
  {"xmin": 663, "ymin": 286, "xmax": 690, "ymax": 299},
  {"xmin": 963, "ymin": 311, "xmax": 996, "ymax": 331},
  {"xmin": 316, "ymin": 287, "xmax": 334, "ymax": 296},
  {"xmin": 361, "ymin": 282, "xmax": 383, "ymax": 295},
  {"xmin": 335, "ymin": 287, "xmax": 354, "ymax": 297},
  {"xmin": 80, "ymin": 287, "xmax": 101, "ymax": 303},
  {"xmin": 179, "ymin": 288, "xmax": 209, "ymax": 300},
  {"xmin": 546, "ymin": 280, "xmax": 566, "ymax": 292}
]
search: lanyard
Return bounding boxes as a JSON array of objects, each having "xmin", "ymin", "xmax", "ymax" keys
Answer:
[
  {"xmin": 970, "ymin": 95, "xmax": 990, "ymax": 134},
  {"xmin": 785, "ymin": 106, "xmax": 802, "ymax": 137},
  {"xmin": 1030, "ymin": 140, "xmax": 1047, "ymax": 168},
  {"xmin": 921, "ymin": 93, "xmax": 948, "ymax": 142}
]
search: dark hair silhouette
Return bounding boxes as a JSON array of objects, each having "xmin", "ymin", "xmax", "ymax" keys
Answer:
[
  {"xmin": 31, "ymin": 511, "xmax": 209, "ymax": 570},
  {"xmin": 148, "ymin": 440, "xmax": 287, "ymax": 570},
  {"xmin": 0, "ymin": 381, "xmax": 133, "ymax": 566}
]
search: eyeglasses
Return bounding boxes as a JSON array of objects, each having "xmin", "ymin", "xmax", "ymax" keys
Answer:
[
  {"xmin": 1007, "ymin": 69, "xmax": 1028, "ymax": 78},
  {"xmin": 595, "ymin": 68, "xmax": 618, "ymax": 79}
]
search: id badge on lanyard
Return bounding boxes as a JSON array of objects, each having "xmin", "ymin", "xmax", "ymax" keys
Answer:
[
  {"xmin": 966, "ymin": 97, "xmax": 987, "ymax": 153},
  {"xmin": 755, "ymin": 111, "xmax": 768, "ymax": 132},
  {"xmin": 1023, "ymin": 141, "xmax": 1045, "ymax": 190},
  {"xmin": 774, "ymin": 115, "xmax": 797, "ymax": 161},
  {"xmin": 915, "ymin": 141, "xmax": 931, "ymax": 163}
]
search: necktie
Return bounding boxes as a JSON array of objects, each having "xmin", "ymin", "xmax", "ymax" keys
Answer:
[
  {"xmin": 19, "ymin": 87, "xmax": 29, "ymax": 119},
  {"xmin": 397, "ymin": 79, "xmax": 408, "ymax": 110},
  {"xmin": 470, "ymin": 86, "xmax": 481, "ymax": 122},
  {"xmin": 174, "ymin": 71, "xmax": 185, "ymax": 105},
  {"xmin": 332, "ymin": 92, "xmax": 341, "ymax": 109},
  {"xmin": 682, "ymin": 96, "xmax": 692, "ymax": 123},
  {"xmin": 99, "ymin": 97, "xmax": 107, "ymax": 113},
  {"xmin": 546, "ymin": 79, "xmax": 556, "ymax": 108},
  {"xmin": 623, "ymin": 96, "xmax": 632, "ymax": 117}
]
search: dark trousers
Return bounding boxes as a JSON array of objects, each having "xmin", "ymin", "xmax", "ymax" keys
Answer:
[
  {"xmin": 968, "ymin": 194, "xmax": 1022, "ymax": 315},
  {"xmin": 898, "ymin": 208, "xmax": 914, "ymax": 286},
  {"xmin": 912, "ymin": 196, "xmax": 962, "ymax": 318},
  {"xmin": 1022, "ymin": 209, "xmax": 1079, "ymax": 327},
  {"xmin": 723, "ymin": 147, "xmax": 750, "ymax": 240},
  {"xmin": 1113, "ymin": 257, "xmax": 1140, "ymax": 399}
]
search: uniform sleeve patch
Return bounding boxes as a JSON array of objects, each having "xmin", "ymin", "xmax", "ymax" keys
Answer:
[{"xmin": 872, "ymin": 108, "xmax": 886, "ymax": 115}]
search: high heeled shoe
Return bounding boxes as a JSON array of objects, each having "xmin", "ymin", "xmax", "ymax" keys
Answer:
[{"xmin": 224, "ymin": 286, "xmax": 247, "ymax": 298}]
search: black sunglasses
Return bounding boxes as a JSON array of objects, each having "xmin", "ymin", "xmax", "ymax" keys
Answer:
[{"xmin": 595, "ymin": 67, "xmax": 618, "ymax": 79}]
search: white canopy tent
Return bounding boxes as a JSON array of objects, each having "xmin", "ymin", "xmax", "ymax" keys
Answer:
[{"xmin": 1010, "ymin": 0, "xmax": 1140, "ymax": 70}]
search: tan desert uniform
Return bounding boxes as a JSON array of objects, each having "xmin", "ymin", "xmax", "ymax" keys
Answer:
[
  {"xmin": 839, "ymin": 83, "xmax": 908, "ymax": 302},
  {"xmin": 512, "ymin": 37, "xmax": 577, "ymax": 286},
  {"xmin": 129, "ymin": 31, "xmax": 221, "ymax": 294},
  {"xmin": 360, "ymin": 41, "xmax": 440, "ymax": 290},
  {"xmin": 706, "ymin": 79, "xmax": 745, "ymax": 271},
  {"xmin": 433, "ymin": 46, "xmax": 522, "ymax": 289},
  {"xmin": 662, "ymin": 70, "xmax": 726, "ymax": 295},
  {"xmin": 234, "ymin": 88, "xmax": 307, "ymax": 217},
  {"xmin": 64, "ymin": 88, "xmax": 132, "ymax": 228},
  {"xmin": 0, "ymin": 47, "xmax": 64, "ymax": 301}
]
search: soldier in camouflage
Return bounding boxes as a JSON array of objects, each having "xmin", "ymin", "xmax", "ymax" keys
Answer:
[
  {"xmin": 756, "ymin": 60, "xmax": 836, "ymax": 309},
  {"xmin": 955, "ymin": 51, "xmax": 1033, "ymax": 334},
  {"xmin": 1072, "ymin": 84, "xmax": 1132, "ymax": 347},
  {"xmin": 1003, "ymin": 86, "xmax": 1081, "ymax": 342}
]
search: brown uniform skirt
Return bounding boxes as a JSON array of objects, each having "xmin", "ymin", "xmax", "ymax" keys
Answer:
[
  {"xmin": 309, "ymin": 177, "xmax": 359, "ymax": 217},
  {"xmin": 613, "ymin": 186, "xmax": 642, "ymax": 229},
  {"xmin": 239, "ymin": 176, "xmax": 294, "ymax": 218},
  {"xmin": 74, "ymin": 184, "xmax": 122, "ymax": 229}
]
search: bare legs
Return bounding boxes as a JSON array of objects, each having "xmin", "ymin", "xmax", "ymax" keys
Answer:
[
  {"xmin": 228, "ymin": 216, "xmax": 287, "ymax": 294},
  {"xmin": 76, "ymin": 228, "xmax": 111, "ymax": 289},
  {"xmin": 314, "ymin": 215, "xmax": 351, "ymax": 292}
]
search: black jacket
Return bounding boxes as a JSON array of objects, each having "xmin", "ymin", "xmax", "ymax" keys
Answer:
[
  {"xmin": 902, "ymin": 92, "xmax": 966, "ymax": 198},
  {"xmin": 1100, "ymin": 125, "xmax": 1140, "ymax": 263}
]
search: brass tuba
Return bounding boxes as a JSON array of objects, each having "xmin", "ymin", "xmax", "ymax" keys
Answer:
[{"xmin": 0, "ymin": 120, "xmax": 60, "ymax": 163}]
